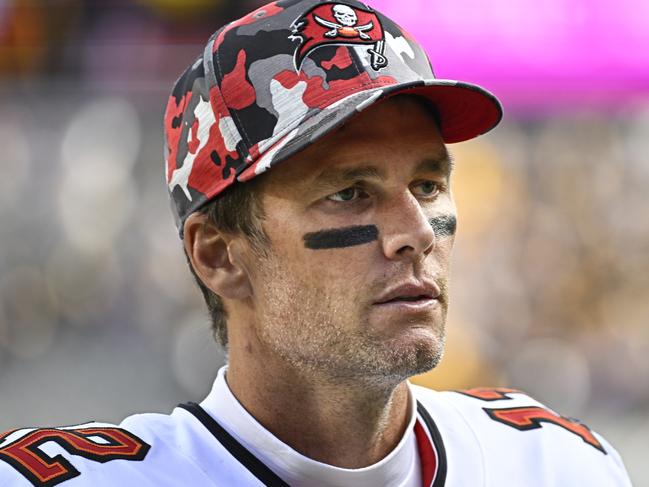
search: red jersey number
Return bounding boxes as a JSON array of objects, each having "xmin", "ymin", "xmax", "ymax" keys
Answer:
[
  {"xmin": 0, "ymin": 427, "xmax": 150, "ymax": 487},
  {"xmin": 456, "ymin": 388, "xmax": 607, "ymax": 454},
  {"xmin": 484, "ymin": 406, "xmax": 606, "ymax": 454}
]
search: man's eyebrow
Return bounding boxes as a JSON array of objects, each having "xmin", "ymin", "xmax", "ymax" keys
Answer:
[
  {"xmin": 310, "ymin": 151, "xmax": 454, "ymax": 190},
  {"xmin": 311, "ymin": 166, "xmax": 382, "ymax": 190},
  {"xmin": 415, "ymin": 151, "xmax": 455, "ymax": 176}
]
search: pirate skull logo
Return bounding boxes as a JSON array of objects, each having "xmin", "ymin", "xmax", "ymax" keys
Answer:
[
  {"xmin": 315, "ymin": 4, "xmax": 373, "ymax": 40},
  {"xmin": 332, "ymin": 4, "xmax": 357, "ymax": 27},
  {"xmin": 290, "ymin": 3, "xmax": 389, "ymax": 71}
]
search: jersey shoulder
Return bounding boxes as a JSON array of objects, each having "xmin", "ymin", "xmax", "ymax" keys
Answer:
[
  {"xmin": 0, "ymin": 409, "xmax": 217, "ymax": 487},
  {"xmin": 412, "ymin": 385, "xmax": 632, "ymax": 487}
]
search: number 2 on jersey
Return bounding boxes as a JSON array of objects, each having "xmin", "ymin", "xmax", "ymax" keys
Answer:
[{"xmin": 0, "ymin": 427, "xmax": 150, "ymax": 487}]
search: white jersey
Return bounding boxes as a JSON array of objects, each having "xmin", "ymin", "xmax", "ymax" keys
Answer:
[{"xmin": 0, "ymin": 370, "xmax": 631, "ymax": 487}]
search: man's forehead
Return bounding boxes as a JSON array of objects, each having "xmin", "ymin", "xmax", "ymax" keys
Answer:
[
  {"xmin": 262, "ymin": 143, "xmax": 452, "ymax": 198},
  {"xmin": 310, "ymin": 150, "xmax": 454, "ymax": 185}
]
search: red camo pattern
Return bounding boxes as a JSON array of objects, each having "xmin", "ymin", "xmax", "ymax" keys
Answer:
[
  {"xmin": 221, "ymin": 50, "xmax": 257, "ymax": 111},
  {"xmin": 189, "ymin": 86, "xmax": 240, "ymax": 197},
  {"xmin": 164, "ymin": 90, "xmax": 191, "ymax": 184},
  {"xmin": 321, "ymin": 46, "xmax": 354, "ymax": 70},
  {"xmin": 273, "ymin": 69, "xmax": 397, "ymax": 109}
]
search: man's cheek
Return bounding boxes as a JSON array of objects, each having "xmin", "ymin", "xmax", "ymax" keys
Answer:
[{"xmin": 300, "ymin": 225, "xmax": 379, "ymax": 287}]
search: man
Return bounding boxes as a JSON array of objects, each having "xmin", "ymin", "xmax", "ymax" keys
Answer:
[{"xmin": 0, "ymin": 1, "xmax": 632, "ymax": 486}]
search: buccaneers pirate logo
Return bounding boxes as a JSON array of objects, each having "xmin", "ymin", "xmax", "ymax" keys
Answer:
[{"xmin": 290, "ymin": 3, "xmax": 388, "ymax": 71}]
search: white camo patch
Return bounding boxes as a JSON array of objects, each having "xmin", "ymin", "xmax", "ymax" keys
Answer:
[
  {"xmin": 385, "ymin": 31, "xmax": 415, "ymax": 61},
  {"xmin": 257, "ymin": 79, "xmax": 309, "ymax": 154},
  {"xmin": 219, "ymin": 116, "xmax": 242, "ymax": 152},
  {"xmin": 168, "ymin": 97, "xmax": 216, "ymax": 201},
  {"xmin": 270, "ymin": 78, "xmax": 309, "ymax": 138}
]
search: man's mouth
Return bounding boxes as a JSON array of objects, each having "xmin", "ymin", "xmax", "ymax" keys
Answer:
[{"xmin": 373, "ymin": 281, "xmax": 440, "ymax": 305}]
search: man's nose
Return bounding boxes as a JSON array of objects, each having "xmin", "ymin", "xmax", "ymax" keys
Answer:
[{"xmin": 379, "ymin": 192, "xmax": 436, "ymax": 262}]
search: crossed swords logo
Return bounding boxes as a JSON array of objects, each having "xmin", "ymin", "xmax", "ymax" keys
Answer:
[{"xmin": 292, "ymin": 4, "xmax": 388, "ymax": 71}]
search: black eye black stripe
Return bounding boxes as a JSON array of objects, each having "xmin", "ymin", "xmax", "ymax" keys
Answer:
[
  {"xmin": 303, "ymin": 216, "xmax": 455, "ymax": 251},
  {"xmin": 429, "ymin": 215, "xmax": 456, "ymax": 237},
  {"xmin": 303, "ymin": 225, "xmax": 379, "ymax": 249}
]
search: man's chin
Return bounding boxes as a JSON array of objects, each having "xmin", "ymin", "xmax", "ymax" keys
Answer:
[
  {"xmin": 366, "ymin": 327, "xmax": 446, "ymax": 382},
  {"xmin": 398, "ymin": 330, "xmax": 445, "ymax": 373}
]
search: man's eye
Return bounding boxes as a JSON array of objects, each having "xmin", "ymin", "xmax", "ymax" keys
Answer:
[
  {"xmin": 413, "ymin": 181, "xmax": 441, "ymax": 198},
  {"xmin": 326, "ymin": 186, "xmax": 365, "ymax": 202}
]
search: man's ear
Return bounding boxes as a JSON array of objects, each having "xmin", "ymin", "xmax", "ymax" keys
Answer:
[{"xmin": 183, "ymin": 213, "xmax": 252, "ymax": 300}]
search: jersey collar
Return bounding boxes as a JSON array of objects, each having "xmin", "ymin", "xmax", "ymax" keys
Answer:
[{"xmin": 192, "ymin": 366, "xmax": 447, "ymax": 487}]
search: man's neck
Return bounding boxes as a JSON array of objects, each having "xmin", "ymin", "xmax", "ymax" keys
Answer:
[{"xmin": 226, "ymin": 351, "xmax": 411, "ymax": 469}]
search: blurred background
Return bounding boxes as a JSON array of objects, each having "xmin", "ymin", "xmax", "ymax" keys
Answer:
[{"xmin": 0, "ymin": 0, "xmax": 647, "ymax": 483}]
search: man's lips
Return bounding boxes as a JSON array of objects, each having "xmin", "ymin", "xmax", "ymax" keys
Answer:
[
  {"xmin": 373, "ymin": 281, "xmax": 440, "ymax": 305},
  {"xmin": 372, "ymin": 297, "xmax": 439, "ymax": 312}
]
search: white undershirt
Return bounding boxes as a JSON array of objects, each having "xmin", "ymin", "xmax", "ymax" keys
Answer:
[{"xmin": 200, "ymin": 366, "xmax": 422, "ymax": 487}]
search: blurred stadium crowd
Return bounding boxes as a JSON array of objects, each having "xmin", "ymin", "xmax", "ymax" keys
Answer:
[{"xmin": 1, "ymin": 0, "xmax": 648, "ymax": 484}]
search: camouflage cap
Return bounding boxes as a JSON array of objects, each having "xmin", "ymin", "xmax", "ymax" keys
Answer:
[{"xmin": 164, "ymin": 0, "xmax": 503, "ymax": 237}]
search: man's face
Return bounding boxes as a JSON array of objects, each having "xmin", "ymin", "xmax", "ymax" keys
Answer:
[{"xmin": 240, "ymin": 96, "xmax": 456, "ymax": 385}]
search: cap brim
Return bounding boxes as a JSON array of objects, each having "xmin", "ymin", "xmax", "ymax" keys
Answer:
[
  {"xmin": 238, "ymin": 79, "xmax": 502, "ymax": 182},
  {"xmin": 407, "ymin": 79, "xmax": 503, "ymax": 143}
]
